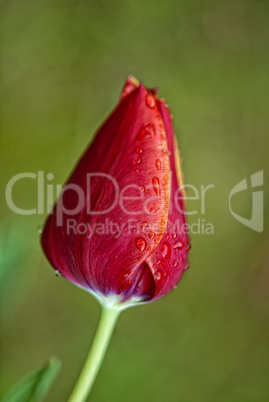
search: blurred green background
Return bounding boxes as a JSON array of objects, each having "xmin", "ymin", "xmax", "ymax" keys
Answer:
[{"xmin": 1, "ymin": 0, "xmax": 269, "ymax": 401}]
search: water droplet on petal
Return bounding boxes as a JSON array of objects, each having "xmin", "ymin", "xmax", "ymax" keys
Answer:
[
  {"xmin": 136, "ymin": 147, "xmax": 143, "ymax": 154},
  {"xmin": 137, "ymin": 130, "xmax": 147, "ymax": 141},
  {"xmin": 132, "ymin": 228, "xmax": 137, "ymax": 234},
  {"xmin": 173, "ymin": 240, "xmax": 184, "ymax": 250},
  {"xmin": 136, "ymin": 237, "xmax": 147, "ymax": 251},
  {"xmin": 156, "ymin": 159, "xmax": 161, "ymax": 171},
  {"xmin": 173, "ymin": 260, "xmax": 178, "ymax": 267},
  {"xmin": 134, "ymin": 157, "xmax": 142, "ymax": 164},
  {"xmin": 55, "ymin": 270, "xmax": 61, "ymax": 277},
  {"xmin": 146, "ymin": 94, "xmax": 156, "ymax": 108},
  {"xmin": 155, "ymin": 271, "xmax": 162, "ymax": 281},
  {"xmin": 150, "ymin": 207, "xmax": 157, "ymax": 213},
  {"xmin": 136, "ymin": 124, "xmax": 155, "ymax": 141},
  {"xmin": 172, "ymin": 232, "xmax": 177, "ymax": 239},
  {"xmin": 149, "ymin": 231, "xmax": 155, "ymax": 239},
  {"xmin": 141, "ymin": 221, "xmax": 148, "ymax": 230},
  {"xmin": 134, "ymin": 168, "xmax": 140, "ymax": 173},
  {"xmin": 139, "ymin": 185, "xmax": 145, "ymax": 192},
  {"xmin": 152, "ymin": 177, "xmax": 161, "ymax": 196},
  {"xmin": 161, "ymin": 242, "xmax": 171, "ymax": 259}
]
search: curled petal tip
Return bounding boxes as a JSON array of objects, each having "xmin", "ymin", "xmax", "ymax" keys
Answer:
[
  {"xmin": 121, "ymin": 75, "xmax": 140, "ymax": 99},
  {"xmin": 127, "ymin": 75, "xmax": 140, "ymax": 86}
]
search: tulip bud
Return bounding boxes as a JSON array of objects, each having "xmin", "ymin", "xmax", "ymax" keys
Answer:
[{"xmin": 41, "ymin": 76, "xmax": 190, "ymax": 308}]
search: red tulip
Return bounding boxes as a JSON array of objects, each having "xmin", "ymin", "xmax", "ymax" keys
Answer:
[{"xmin": 41, "ymin": 76, "xmax": 190, "ymax": 308}]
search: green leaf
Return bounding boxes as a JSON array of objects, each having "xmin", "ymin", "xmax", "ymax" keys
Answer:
[{"xmin": 1, "ymin": 357, "xmax": 61, "ymax": 402}]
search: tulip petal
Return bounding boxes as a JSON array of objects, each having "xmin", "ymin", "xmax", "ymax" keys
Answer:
[
  {"xmin": 42, "ymin": 83, "xmax": 171, "ymax": 302},
  {"xmin": 145, "ymin": 99, "xmax": 190, "ymax": 300},
  {"xmin": 120, "ymin": 75, "xmax": 140, "ymax": 100}
]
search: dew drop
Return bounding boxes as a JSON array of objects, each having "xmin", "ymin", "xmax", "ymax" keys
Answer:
[
  {"xmin": 136, "ymin": 124, "xmax": 154, "ymax": 141},
  {"xmin": 134, "ymin": 168, "xmax": 140, "ymax": 173},
  {"xmin": 135, "ymin": 237, "xmax": 147, "ymax": 251},
  {"xmin": 155, "ymin": 271, "xmax": 162, "ymax": 281},
  {"xmin": 172, "ymin": 232, "xmax": 177, "ymax": 239},
  {"xmin": 136, "ymin": 127, "xmax": 147, "ymax": 141},
  {"xmin": 173, "ymin": 240, "xmax": 184, "ymax": 250},
  {"xmin": 152, "ymin": 177, "xmax": 161, "ymax": 196},
  {"xmin": 173, "ymin": 260, "xmax": 178, "ymax": 267},
  {"xmin": 146, "ymin": 94, "xmax": 156, "ymax": 108},
  {"xmin": 55, "ymin": 270, "xmax": 61, "ymax": 277},
  {"xmin": 141, "ymin": 221, "xmax": 148, "ymax": 230},
  {"xmin": 161, "ymin": 242, "xmax": 171, "ymax": 259},
  {"xmin": 136, "ymin": 146, "xmax": 143, "ymax": 154},
  {"xmin": 132, "ymin": 228, "xmax": 137, "ymax": 234},
  {"xmin": 150, "ymin": 207, "xmax": 157, "ymax": 213},
  {"xmin": 146, "ymin": 189, "xmax": 150, "ymax": 194},
  {"xmin": 156, "ymin": 159, "xmax": 161, "ymax": 171},
  {"xmin": 139, "ymin": 185, "xmax": 145, "ymax": 192},
  {"xmin": 134, "ymin": 157, "xmax": 142, "ymax": 165},
  {"xmin": 38, "ymin": 225, "xmax": 44, "ymax": 234},
  {"xmin": 149, "ymin": 231, "xmax": 155, "ymax": 239}
]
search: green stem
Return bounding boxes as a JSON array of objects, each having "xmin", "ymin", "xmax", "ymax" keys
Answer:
[{"xmin": 68, "ymin": 305, "xmax": 121, "ymax": 402}]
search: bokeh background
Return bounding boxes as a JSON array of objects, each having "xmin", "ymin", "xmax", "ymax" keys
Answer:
[{"xmin": 1, "ymin": 0, "xmax": 269, "ymax": 401}]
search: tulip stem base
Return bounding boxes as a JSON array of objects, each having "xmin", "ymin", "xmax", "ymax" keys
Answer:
[{"xmin": 68, "ymin": 305, "xmax": 120, "ymax": 402}]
